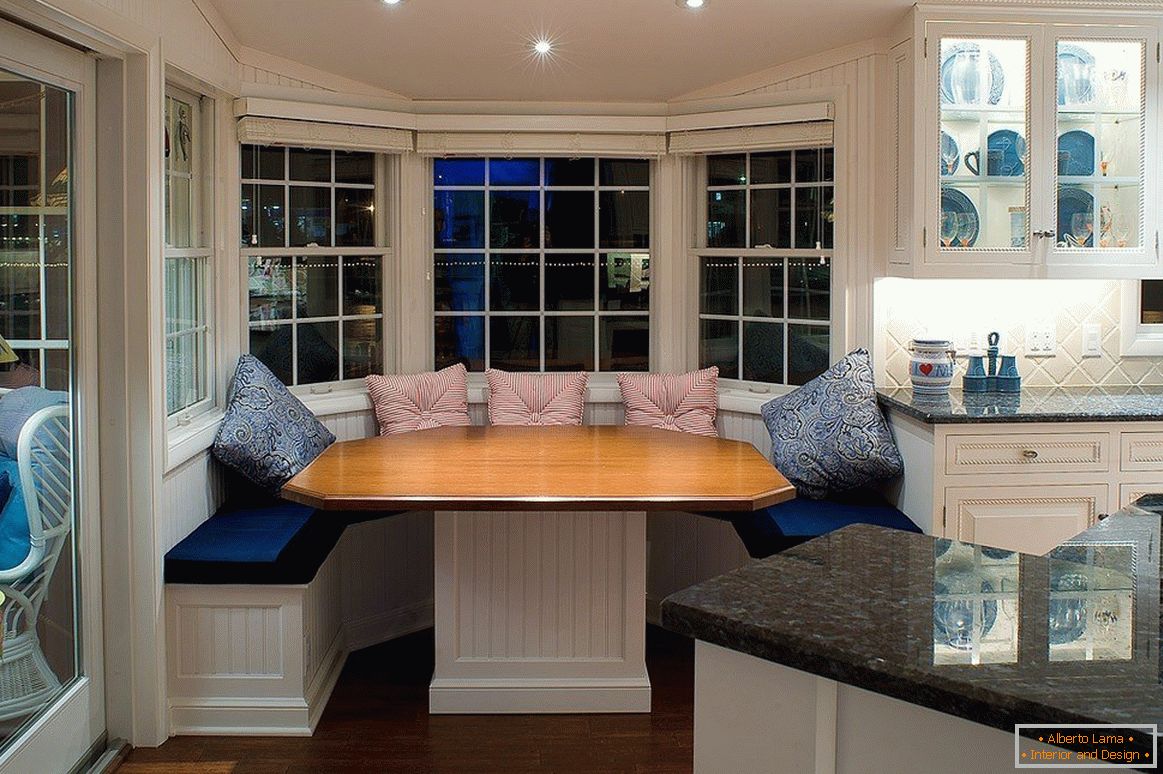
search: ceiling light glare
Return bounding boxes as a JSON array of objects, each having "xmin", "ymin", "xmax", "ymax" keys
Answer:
[
  {"xmin": 533, "ymin": 39, "xmax": 553, "ymax": 56},
  {"xmin": 382, "ymin": 0, "xmax": 403, "ymax": 5},
  {"xmin": 678, "ymin": 0, "xmax": 705, "ymax": 8}
]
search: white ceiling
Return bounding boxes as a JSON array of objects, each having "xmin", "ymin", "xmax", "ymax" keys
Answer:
[{"xmin": 210, "ymin": 0, "xmax": 913, "ymax": 102}]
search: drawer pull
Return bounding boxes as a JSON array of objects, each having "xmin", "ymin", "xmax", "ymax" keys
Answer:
[
  {"xmin": 1021, "ymin": 449, "xmax": 1039, "ymax": 460},
  {"xmin": 1098, "ymin": 513, "xmax": 1110, "ymax": 521}
]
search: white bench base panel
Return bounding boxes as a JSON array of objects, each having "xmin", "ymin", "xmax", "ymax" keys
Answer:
[{"xmin": 166, "ymin": 536, "xmax": 433, "ymax": 736}]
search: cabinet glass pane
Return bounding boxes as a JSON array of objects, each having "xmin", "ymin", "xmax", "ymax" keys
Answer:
[
  {"xmin": 938, "ymin": 37, "xmax": 1029, "ymax": 251},
  {"xmin": 1055, "ymin": 39, "xmax": 1144, "ymax": 250}
]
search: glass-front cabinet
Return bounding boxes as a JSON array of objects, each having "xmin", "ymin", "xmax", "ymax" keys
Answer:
[{"xmin": 897, "ymin": 14, "xmax": 1160, "ymax": 278}]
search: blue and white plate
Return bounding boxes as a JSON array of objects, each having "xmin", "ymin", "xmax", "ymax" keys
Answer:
[
  {"xmin": 941, "ymin": 186, "xmax": 980, "ymax": 247},
  {"xmin": 986, "ymin": 129, "xmax": 1027, "ymax": 176},
  {"xmin": 941, "ymin": 42, "xmax": 1005, "ymax": 106},
  {"xmin": 940, "ymin": 131, "xmax": 959, "ymax": 176},
  {"xmin": 1057, "ymin": 129, "xmax": 1095, "ymax": 176},
  {"xmin": 1057, "ymin": 43, "xmax": 1096, "ymax": 106},
  {"xmin": 1058, "ymin": 186, "xmax": 1095, "ymax": 247}
]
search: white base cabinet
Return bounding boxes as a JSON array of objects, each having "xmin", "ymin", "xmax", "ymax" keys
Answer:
[{"xmin": 884, "ymin": 410, "xmax": 1160, "ymax": 554}]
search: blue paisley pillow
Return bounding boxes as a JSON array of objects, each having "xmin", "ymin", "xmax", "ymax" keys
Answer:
[
  {"xmin": 212, "ymin": 355, "xmax": 336, "ymax": 493},
  {"xmin": 760, "ymin": 349, "xmax": 902, "ymax": 500}
]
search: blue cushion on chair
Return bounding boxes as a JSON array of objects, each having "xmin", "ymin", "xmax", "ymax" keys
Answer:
[
  {"xmin": 0, "ymin": 461, "xmax": 28, "ymax": 571},
  {"xmin": 707, "ymin": 490, "xmax": 921, "ymax": 559},
  {"xmin": 164, "ymin": 502, "xmax": 345, "ymax": 584},
  {"xmin": 212, "ymin": 355, "xmax": 336, "ymax": 493},
  {"xmin": 760, "ymin": 349, "xmax": 903, "ymax": 499}
]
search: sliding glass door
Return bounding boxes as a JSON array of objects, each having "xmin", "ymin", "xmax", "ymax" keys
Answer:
[{"xmin": 0, "ymin": 18, "xmax": 103, "ymax": 773}]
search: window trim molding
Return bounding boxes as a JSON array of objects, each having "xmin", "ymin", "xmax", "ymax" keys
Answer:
[
  {"xmin": 164, "ymin": 82, "xmax": 217, "ymax": 427},
  {"xmin": 1120, "ymin": 279, "xmax": 1163, "ymax": 356}
]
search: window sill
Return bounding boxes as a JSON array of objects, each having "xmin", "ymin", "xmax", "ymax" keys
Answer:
[{"xmin": 165, "ymin": 409, "xmax": 225, "ymax": 472}]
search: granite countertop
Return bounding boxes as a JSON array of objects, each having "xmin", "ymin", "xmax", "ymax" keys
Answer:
[
  {"xmin": 661, "ymin": 496, "xmax": 1163, "ymax": 738},
  {"xmin": 877, "ymin": 385, "xmax": 1163, "ymax": 424}
]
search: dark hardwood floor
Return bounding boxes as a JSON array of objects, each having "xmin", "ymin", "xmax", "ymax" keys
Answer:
[{"xmin": 120, "ymin": 626, "xmax": 695, "ymax": 774}]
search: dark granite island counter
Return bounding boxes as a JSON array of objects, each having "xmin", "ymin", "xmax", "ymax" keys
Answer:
[{"xmin": 662, "ymin": 497, "xmax": 1163, "ymax": 774}]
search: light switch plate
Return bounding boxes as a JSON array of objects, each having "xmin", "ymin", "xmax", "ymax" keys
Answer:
[
  {"xmin": 1082, "ymin": 323, "xmax": 1103, "ymax": 358},
  {"xmin": 1025, "ymin": 323, "xmax": 1056, "ymax": 357}
]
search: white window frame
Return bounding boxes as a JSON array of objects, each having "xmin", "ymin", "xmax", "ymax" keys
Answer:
[
  {"xmin": 1120, "ymin": 279, "xmax": 1163, "ymax": 356},
  {"xmin": 164, "ymin": 83, "xmax": 215, "ymax": 426},
  {"xmin": 691, "ymin": 149, "xmax": 839, "ymax": 392},
  {"xmin": 241, "ymin": 146, "xmax": 392, "ymax": 391},
  {"xmin": 431, "ymin": 156, "xmax": 654, "ymax": 374}
]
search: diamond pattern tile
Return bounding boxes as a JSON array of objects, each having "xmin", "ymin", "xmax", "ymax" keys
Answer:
[{"xmin": 878, "ymin": 279, "xmax": 1163, "ymax": 389}]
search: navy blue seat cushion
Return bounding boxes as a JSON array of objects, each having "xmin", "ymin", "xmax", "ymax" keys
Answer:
[
  {"xmin": 165, "ymin": 502, "xmax": 345, "ymax": 585},
  {"xmin": 705, "ymin": 490, "xmax": 920, "ymax": 559}
]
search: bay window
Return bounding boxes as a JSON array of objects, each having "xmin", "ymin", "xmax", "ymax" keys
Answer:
[
  {"xmin": 241, "ymin": 145, "xmax": 385, "ymax": 386},
  {"xmin": 432, "ymin": 157, "xmax": 651, "ymax": 372},
  {"xmin": 164, "ymin": 86, "xmax": 213, "ymax": 417},
  {"xmin": 696, "ymin": 148, "xmax": 835, "ymax": 386}
]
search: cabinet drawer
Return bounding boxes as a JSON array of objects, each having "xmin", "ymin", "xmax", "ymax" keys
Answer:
[
  {"xmin": 1119, "ymin": 483, "xmax": 1158, "ymax": 510},
  {"xmin": 945, "ymin": 484, "xmax": 1107, "ymax": 555},
  {"xmin": 1120, "ymin": 433, "xmax": 1163, "ymax": 473},
  {"xmin": 945, "ymin": 433, "xmax": 1109, "ymax": 476}
]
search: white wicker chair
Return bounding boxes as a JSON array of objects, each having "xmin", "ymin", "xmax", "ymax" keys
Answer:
[{"xmin": 0, "ymin": 404, "xmax": 72, "ymax": 721}]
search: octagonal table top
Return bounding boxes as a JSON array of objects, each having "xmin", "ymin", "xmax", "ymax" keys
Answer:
[{"xmin": 282, "ymin": 425, "xmax": 794, "ymax": 513}]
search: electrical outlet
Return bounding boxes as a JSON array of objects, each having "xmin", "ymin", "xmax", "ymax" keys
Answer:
[
  {"xmin": 1025, "ymin": 323, "xmax": 1056, "ymax": 357},
  {"xmin": 1082, "ymin": 323, "xmax": 1103, "ymax": 358}
]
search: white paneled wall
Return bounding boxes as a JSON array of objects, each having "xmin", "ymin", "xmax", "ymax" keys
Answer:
[{"xmin": 160, "ymin": 451, "xmax": 227, "ymax": 554}]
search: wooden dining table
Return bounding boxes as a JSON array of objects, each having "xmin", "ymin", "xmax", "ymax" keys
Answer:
[{"xmin": 283, "ymin": 424, "xmax": 793, "ymax": 714}]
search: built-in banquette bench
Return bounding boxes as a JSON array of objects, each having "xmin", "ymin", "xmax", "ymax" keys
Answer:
[
  {"xmin": 163, "ymin": 487, "xmax": 403, "ymax": 736},
  {"xmin": 161, "ymin": 353, "xmax": 921, "ymax": 736}
]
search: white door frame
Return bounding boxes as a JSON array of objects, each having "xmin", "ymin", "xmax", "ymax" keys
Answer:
[{"xmin": 0, "ymin": 16, "xmax": 105, "ymax": 774}]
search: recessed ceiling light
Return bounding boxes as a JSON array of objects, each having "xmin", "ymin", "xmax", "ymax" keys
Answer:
[
  {"xmin": 382, "ymin": 0, "xmax": 403, "ymax": 5},
  {"xmin": 677, "ymin": 0, "xmax": 705, "ymax": 8},
  {"xmin": 533, "ymin": 39, "xmax": 553, "ymax": 56}
]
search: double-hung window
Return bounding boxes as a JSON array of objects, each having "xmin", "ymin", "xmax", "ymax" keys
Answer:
[
  {"xmin": 164, "ymin": 87, "xmax": 213, "ymax": 418},
  {"xmin": 697, "ymin": 148, "xmax": 835, "ymax": 386},
  {"xmin": 241, "ymin": 145, "xmax": 385, "ymax": 386},
  {"xmin": 432, "ymin": 157, "xmax": 651, "ymax": 372},
  {"xmin": 0, "ymin": 83, "xmax": 69, "ymax": 390}
]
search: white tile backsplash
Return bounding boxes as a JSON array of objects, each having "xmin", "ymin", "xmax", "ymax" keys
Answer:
[{"xmin": 877, "ymin": 278, "xmax": 1163, "ymax": 388}]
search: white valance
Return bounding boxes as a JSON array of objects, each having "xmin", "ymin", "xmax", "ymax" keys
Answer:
[
  {"xmin": 415, "ymin": 131, "xmax": 666, "ymax": 158},
  {"xmin": 667, "ymin": 120, "xmax": 833, "ymax": 155},
  {"xmin": 237, "ymin": 117, "xmax": 414, "ymax": 154}
]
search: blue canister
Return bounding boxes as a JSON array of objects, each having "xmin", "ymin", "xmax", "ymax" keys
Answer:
[{"xmin": 996, "ymin": 355, "xmax": 1021, "ymax": 392}]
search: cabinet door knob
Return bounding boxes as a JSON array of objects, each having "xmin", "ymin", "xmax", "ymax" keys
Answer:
[
  {"xmin": 1021, "ymin": 448, "xmax": 1039, "ymax": 460},
  {"xmin": 1098, "ymin": 513, "xmax": 1110, "ymax": 521}
]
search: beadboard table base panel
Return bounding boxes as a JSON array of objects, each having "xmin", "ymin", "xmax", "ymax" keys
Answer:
[{"xmin": 432, "ymin": 510, "xmax": 650, "ymax": 714}]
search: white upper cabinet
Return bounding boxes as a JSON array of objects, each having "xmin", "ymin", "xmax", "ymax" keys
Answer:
[{"xmin": 887, "ymin": 9, "xmax": 1161, "ymax": 279}]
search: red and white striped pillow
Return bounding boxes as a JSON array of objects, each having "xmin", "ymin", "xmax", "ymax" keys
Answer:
[
  {"xmin": 616, "ymin": 367, "xmax": 719, "ymax": 438},
  {"xmin": 485, "ymin": 369, "xmax": 588, "ymax": 426},
  {"xmin": 365, "ymin": 364, "xmax": 471, "ymax": 436}
]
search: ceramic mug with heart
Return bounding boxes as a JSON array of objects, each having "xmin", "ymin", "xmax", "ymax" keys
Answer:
[{"xmin": 909, "ymin": 338, "xmax": 957, "ymax": 395}]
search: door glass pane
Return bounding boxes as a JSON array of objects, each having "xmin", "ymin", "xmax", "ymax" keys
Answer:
[
  {"xmin": 0, "ymin": 70, "xmax": 80, "ymax": 748},
  {"xmin": 1055, "ymin": 39, "xmax": 1144, "ymax": 250},
  {"xmin": 938, "ymin": 37, "xmax": 1030, "ymax": 251}
]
